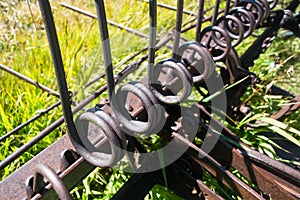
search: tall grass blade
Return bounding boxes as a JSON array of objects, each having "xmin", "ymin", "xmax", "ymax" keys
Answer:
[
  {"xmin": 268, "ymin": 126, "xmax": 300, "ymax": 147},
  {"xmin": 158, "ymin": 149, "xmax": 168, "ymax": 188},
  {"xmin": 259, "ymin": 116, "xmax": 300, "ymax": 137}
]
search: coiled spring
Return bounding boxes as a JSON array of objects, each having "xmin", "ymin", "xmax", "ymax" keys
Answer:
[{"xmin": 73, "ymin": 0, "xmax": 278, "ymax": 168}]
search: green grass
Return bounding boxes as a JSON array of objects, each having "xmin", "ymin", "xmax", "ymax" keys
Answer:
[{"xmin": 0, "ymin": 0, "xmax": 299, "ymax": 199}]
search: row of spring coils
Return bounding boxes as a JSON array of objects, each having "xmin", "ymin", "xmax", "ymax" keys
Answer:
[{"xmin": 72, "ymin": 0, "xmax": 279, "ymax": 168}]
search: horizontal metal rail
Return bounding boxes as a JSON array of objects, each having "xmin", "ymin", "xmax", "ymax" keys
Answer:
[{"xmin": 0, "ymin": 63, "xmax": 60, "ymax": 97}]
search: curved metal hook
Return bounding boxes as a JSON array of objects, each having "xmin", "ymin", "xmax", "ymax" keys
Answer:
[
  {"xmin": 200, "ymin": 26, "xmax": 232, "ymax": 61},
  {"xmin": 74, "ymin": 112, "xmax": 123, "ymax": 167},
  {"xmin": 229, "ymin": 7, "xmax": 256, "ymax": 38},
  {"xmin": 33, "ymin": 164, "xmax": 72, "ymax": 200},
  {"xmin": 216, "ymin": 14, "xmax": 245, "ymax": 47},
  {"xmin": 151, "ymin": 59, "xmax": 193, "ymax": 104},
  {"xmin": 178, "ymin": 41, "xmax": 215, "ymax": 83},
  {"xmin": 238, "ymin": 0, "xmax": 264, "ymax": 24},
  {"xmin": 112, "ymin": 81, "xmax": 165, "ymax": 135}
]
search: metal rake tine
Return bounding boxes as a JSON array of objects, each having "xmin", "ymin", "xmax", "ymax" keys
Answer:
[
  {"xmin": 94, "ymin": 0, "xmax": 115, "ymax": 99},
  {"xmin": 212, "ymin": 0, "xmax": 221, "ymax": 25},
  {"xmin": 148, "ymin": 0, "xmax": 157, "ymax": 83},
  {"xmin": 195, "ymin": 0, "xmax": 205, "ymax": 41},
  {"xmin": 225, "ymin": 0, "xmax": 231, "ymax": 14},
  {"xmin": 172, "ymin": 0, "xmax": 184, "ymax": 59},
  {"xmin": 38, "ymin": 0, "xmax": 78, "ymax": 141},
  {"xmin": 1, "ymin": 0, "xmax": 82, "ymax": 172},
  {"xmin": 0, "ymin": 73, "xmax": 113, "ymax": 170}
]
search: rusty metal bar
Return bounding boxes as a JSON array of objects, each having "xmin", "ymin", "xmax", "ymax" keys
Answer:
[
  {"xmin": 140, "ymin": 0, "xmax": 197, "ymax": 16},
  {"xmin": 0, "ymin": 63, "xmax": 60, "ymax": 97},
  {"xmin": 172, "ymin": 0, "xmax": 184, "ymax": 59},
  {"xmin": 0, "ymin": 101, "xmax": 61, "ymax": 142},
  {"xmin": 173, "ymin": 132, "xmax": 266, "ymax": 200},
  {"xmin": 61, "ymin": 2, "xmax": 150, "ymax": 39},
  {"xmin": 195, "ymin": 0, "xmax": 205, "ymax": 41},
  {"xmin": 198, "ymin": 127, "xmax": 300, "ymax": 199},
  {"xmin": 148, "ymin": 0, "xmax": 157, "ymax": 83},
  {"xmin": 0, "ymin": 134, "xmax": 74, "ymax": 199},
  {"xmin": 196, "ymin": 103, "xmax": 300, "ymax": 189},
  {"xmin": 94, "ymin": 0, "xmax": 115, "ymax": 99}
]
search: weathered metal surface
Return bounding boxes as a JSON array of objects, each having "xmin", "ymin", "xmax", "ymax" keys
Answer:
[
  {"xmin": 202, "ymin": 131, "xmax": 300, "ymax": 199},
  {"xmin": 159, "ymin": 161, "xmax": 225, "ymax": 200},
  {"xmin": 111, "ymin": 154, "xmax": 225, "ymax": 200},
  {"xmin": 0, "ymin": 134, "xmax": 74, "ymax": 199},
  {"xmin": 173, "ymin": 132, "xmax": 266, "ymax": 200},
  {"xmin": 32, "ymin": 164, "xmax": 72, "ymax": 200},
  {"xmin": 195, "ymin": 103, "xmax": 300, "ymax": 198}
]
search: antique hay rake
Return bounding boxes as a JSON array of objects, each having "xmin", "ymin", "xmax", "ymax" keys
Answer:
[{"xmin": 0, "ymin": 0, "xmax": 300, "ymax": 199}]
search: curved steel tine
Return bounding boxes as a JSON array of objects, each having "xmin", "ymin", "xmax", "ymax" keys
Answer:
[
  {"xmin": 178, "ymin": 41, "xmax": 215, "ymax": 82},
  {"xmin": 216, "ymin": 15, "xmax": 245, "ymax": 47},
  {"xmin": 38, "ymin": 0, "xmax": 79, "ymax": 146},
  {"xmin": 172, "ymin": 0, "xmax": 184, "ymax": 59},
  {"xmin": 75, "ymin": 111, "xmax": 123, "ymax": 167},
  {"xmin": 225, "ymin": 0, "xmax": 231, "ymax": 14},
  {"xmin": 33, "ymin": 164, "xmax": 72, "ymax": 200},
  {"xmin": 94, "ymin": 110, "xmax": 126, "ymax": 150},
  {"xmin": 238, "ymin": 0, "xmax": 264, "ymax": 24},
  {"xmin": 195, "ymin": 0, "xmax": 205, "ymax": 42},
  {"xmin": 94, "ymin": 0, "xmax": 115, "ymax": 99},
  {"xmin": 200, "ymin": 26, "xmax": 232, "ymax": 61},
  {"xmin": 268, "ymin": 0, "xmax": 278, "ymax": 9},
  {"xmin": 112, "ymin": 81, "xmax": 165, "ymax": 134},
  {"xmin": 229, "ymin": 7, "xmax": 256, "ymax": 38},
  {"xmin": 148, "ymin": 0, "xmax": 157, "ymax": 83},
  {"xmin": 212, "ymin": 0, "xmax": 221, "ymax": 25},
  {"xmin": 151, "ymin": 59, "xmax": 193, "ymax": 104},
  {"xmin": 258, "ymin": 0, "xmax": 271, "ymax": 20}
]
